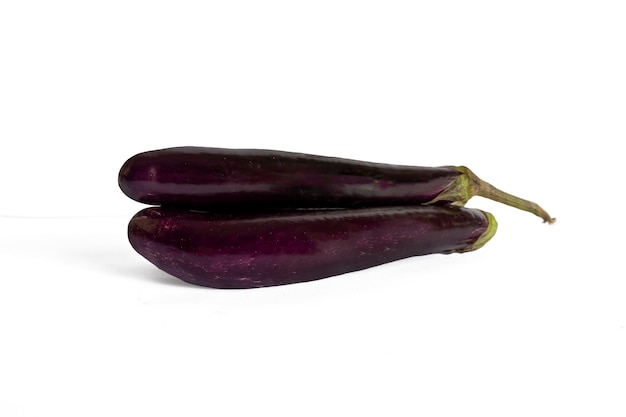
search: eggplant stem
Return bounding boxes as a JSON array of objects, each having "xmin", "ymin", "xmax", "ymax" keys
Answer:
[{"xmin": 460, "ymin": 166, "xmax": 556, "ymax": 224}]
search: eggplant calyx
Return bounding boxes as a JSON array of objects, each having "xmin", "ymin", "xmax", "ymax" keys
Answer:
[
  {"xmin": 461, "ymin": 211, "xmax": 498, "ymax": 253},
  {"xmin": 424, "ymin": 168, "xmax": 473, "ymax": 207}
]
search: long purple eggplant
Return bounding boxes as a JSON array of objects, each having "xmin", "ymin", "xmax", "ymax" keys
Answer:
[
  {"xmin": 119, "ymin": 147, "xmax": 554, "ymax": 223},
  {"xmin": 128, "ymin": 205, "xmax": 497, "ymax": 289}
]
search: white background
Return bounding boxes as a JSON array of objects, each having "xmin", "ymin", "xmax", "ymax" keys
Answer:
[{"xmin": 1, "ymin": 1, "xmax": 624, "ymax": 416}]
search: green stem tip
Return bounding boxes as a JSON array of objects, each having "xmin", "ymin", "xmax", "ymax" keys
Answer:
[{"xmin": 428, "ymin": 166, "xmax": 556, "ymax": 224}]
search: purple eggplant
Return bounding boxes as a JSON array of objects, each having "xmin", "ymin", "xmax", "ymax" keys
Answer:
[
  {"xmin": 128, "ymin": 205, "xmax": 497, "ymax": 289},
  {"xmin": 119, "ymin": 147, "xmax": 554, "ymax": 223}
]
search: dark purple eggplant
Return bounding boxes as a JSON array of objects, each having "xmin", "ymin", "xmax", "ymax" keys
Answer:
[
  {"xmin": 128, "ymin": 205, "xmax": 497, "ymax": 289},
  {"xmin": 119, "ymin": 147, "xmax": 554, "ymax": 223}
]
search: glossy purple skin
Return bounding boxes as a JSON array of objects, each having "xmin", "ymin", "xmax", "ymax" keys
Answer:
[
  {"xmin": 128, "ymin": 205, "xmax": 490, "ymax": 289},
  {"xmin": 119, "ymin": 147, "xmax": 461, "ymax": 210}
]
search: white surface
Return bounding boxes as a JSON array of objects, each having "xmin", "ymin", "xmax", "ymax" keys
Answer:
[{"xmin": 1, "ymin": 1, "xmax": 624, "ymax": 416}]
